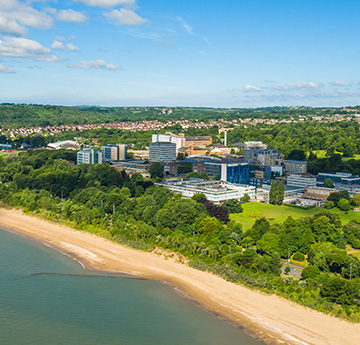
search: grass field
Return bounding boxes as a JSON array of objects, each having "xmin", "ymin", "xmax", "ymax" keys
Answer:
[
  {"xmin": 230, "ymin": 202, "xmax": 360, "ymax": 230},
  {"xmin": 342, "ymin": 154, "xmax": 360, "ymax": 162}
]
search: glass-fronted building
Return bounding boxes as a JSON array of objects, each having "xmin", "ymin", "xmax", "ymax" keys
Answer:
[
  {"xmin": 149, "ymin": 142, "xmax": 176, "ymax": 162},
  {"xmin": 77, "ymin": 148, "xmax": 102, "ymax": 165}
]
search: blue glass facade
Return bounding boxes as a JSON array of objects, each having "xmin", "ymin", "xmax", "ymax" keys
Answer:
[{"xmin": 223, "ymin": 164, "xmax": 250, "ymax": 185}]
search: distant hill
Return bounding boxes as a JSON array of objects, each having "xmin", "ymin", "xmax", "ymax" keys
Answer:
[{"xmin": 0, "ymin": 103, "xmax": 357, "ymax": 128}]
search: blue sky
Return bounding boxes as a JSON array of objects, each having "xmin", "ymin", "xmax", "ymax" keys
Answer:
[{"xmin": 0, "ymin": 0, "xmax": 360, "ymax": 108}]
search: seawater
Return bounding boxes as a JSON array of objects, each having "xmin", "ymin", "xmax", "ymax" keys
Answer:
[{"xmin": 0, "ymin": 228, "xmax": 264, "ymax": 345}]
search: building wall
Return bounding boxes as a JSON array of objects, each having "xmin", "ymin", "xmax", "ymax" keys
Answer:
[
  {"xmin": 77, "ymin": 149, "xmax": 101, "ymax": 165},
  {"xmin": 149, "ymin": 142, "xmax": 176, "ymax": 162},
  {"xmin": 284, "ymin": 160, "xmax": 307, "ymax": 174},
  {"xmin": 185, "ymin": 136, "xmax": 212, "ymax": 148}
]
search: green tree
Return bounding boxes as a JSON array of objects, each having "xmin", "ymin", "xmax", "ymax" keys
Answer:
[
  {"xmin": 149, "ymin": 162, "xmax": 164, "ymax": 179},
  {"xmin": 323, "ymin": 178, "xmax": 335, "ymax": 188},
  {"xmin": 277, "ymin": 179, "xmax": 285, "ymax": 205},
  {"xmin": 301, "ymin": 265, "xmax": 321, "ymax": 279},
  {"xmin": 338, "ymin": 198, "xmax": 350, "ymax": 211},
  {"xmin": 257, "ymin": 232, "xmax": 281, "ymax": 256},
  {"xmin": 269, "ymin": 180, "xmax": 278, "ymax": 204}
]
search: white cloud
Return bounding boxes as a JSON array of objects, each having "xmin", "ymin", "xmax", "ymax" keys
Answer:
[
  {"xmin": 51, "ymin": 40, "xmax": 65, "ymax": 50},
  {"xmin": 55, "ymin": 36, "xmax": 66, "ymax": 41},
  {"xmin": 176, "ymin": 16, "xmax": 193, "ymax": 35},
  {"xmin": 67, "ymin": 59, "xmax": 121, "ymax": 70},
  {"xmin": 279, "ymin": 81, "xmax": 320, "ymax": 90},
  {"xmin": 104, "ymin": 9, "xmax": 148, "ymax": 26},
  {"xmin": 0, "ymin": 63, "xmax": 15, "ymax": 73},
  {"xmin": 67, "ymin": 43, "xmax": 79, "ymax": 51},
  {"xmin": 0, "ymin": 36, "xmax": 62, "ymax": 61},
  {"xmin": 243, "ymin": 85, "xmax": 263, "ymax": 92},
  {"xmin": 49, "ymin": 9, "xmax": 87, "ymax": 23},
  {"xmin": 74, "ymin": 0, "xmax": 136, "ymax": 9},
  {"xmin": 331, "ymin": 80, "xmax": 351, "ymax": 86},
  {"xmin": 0, "ymin": 0, "xmax": 53, "ymax": 36},
  {"xmin": 0, "ymin": 15, "xmax": 28, "ymax": 36}
]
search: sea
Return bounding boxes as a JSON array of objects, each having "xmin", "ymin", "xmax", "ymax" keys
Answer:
[{"xmin": 0, "ymin": 227, "xmax": 265, "ymax": 345}]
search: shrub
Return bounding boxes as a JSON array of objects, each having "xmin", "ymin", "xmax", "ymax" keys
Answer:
[{"xmin": 293, "ymin": 251, "xmax": 305, "ymax": 262}]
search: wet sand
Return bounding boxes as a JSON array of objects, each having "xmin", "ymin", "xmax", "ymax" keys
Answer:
[{"xmin": 0, "ymin": 208, "xmax": 359, "ymax": 345}]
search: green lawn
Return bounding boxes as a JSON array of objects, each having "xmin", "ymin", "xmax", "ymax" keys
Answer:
[
  {"xmin": 0, "ymin": 151, "xmax": 8, "ymax": 157},
  {"xmin": 342, "ymin": 154, "xmax": 360, "ymax": 162},
  {"xmin": 230, "ymin": 202, "xmax": 360, "ymax": 230}
]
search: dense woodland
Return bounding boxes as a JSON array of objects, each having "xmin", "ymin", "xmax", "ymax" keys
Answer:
[{"xmin": 0, "ymin": 150, "xmax": 360, "ymax": 321}]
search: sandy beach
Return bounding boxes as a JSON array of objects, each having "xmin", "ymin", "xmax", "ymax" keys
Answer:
[{"xmin": 0, "ymin": 208, "xmax": 359, "ymax": 345}]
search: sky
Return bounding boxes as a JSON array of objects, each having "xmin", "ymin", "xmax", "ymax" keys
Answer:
[{"xmin": 0, "ymin": 0, "xmax": 360, "ymax": 108}]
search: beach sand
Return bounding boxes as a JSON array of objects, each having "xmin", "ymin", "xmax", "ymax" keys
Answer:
[{"xmin": 0, "ymin": 208, "xmax": 359, "ymax": 345}]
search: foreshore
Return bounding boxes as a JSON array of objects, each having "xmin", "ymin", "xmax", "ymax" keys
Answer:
[{"xmin": 0, "ymin": 208, "xmax": 359, "ymax": 345}]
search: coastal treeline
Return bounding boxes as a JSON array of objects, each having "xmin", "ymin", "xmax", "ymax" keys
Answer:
[{"xmin": 0, "ymin": 150, "xmax": 360, "ymax": 321}]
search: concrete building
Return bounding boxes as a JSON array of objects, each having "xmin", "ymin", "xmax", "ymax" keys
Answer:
[
  {"xmin": 149, "ymin": 142, "xmax": 176, "ymax": 163},
  {"xmin": 110, "ymin": 160, "xmax": 150, "ymax": 178},
  {"xmin": 284, "ymin": 160, "xmax": 307, "ymax": 174},
  {"xmin": 77, "ymin": 148, "xmax": 102, "ymax": 165},
  {"xmin": 102, "ymin": 144, "xmax": 127, "ymax": 161},
  {"xmin": 303, "ymin": 187, "xmax": 339, "ymax": 200},
  {"xmin": 158, "ymin": 179, "xmax": 256, "ymax": 204},
  {"xmin": 152, "ymin": 133, "xmax": 185, "ymax": 152},
  {"xmin": 185, "ymin": 136, "xmax": 212, "ymax": 149},
  {"xmin": 244, "ymin": 141, "xmax": 267, "ymax": 160},
  {"xmin": 287, "ymin": 174, "xmax": 317, "ymax": 188}
]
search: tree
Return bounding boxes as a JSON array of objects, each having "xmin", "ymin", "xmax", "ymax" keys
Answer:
[
  {"xmin": 353, "ymin": 193, "xmax": 360, "ymax": 206},
  {"xmin": 277, "ymin": 179, "xmax": 285, "ymax": 205},
  {"xmin": 257, "ymin": 232, "xmax": 280, "ymax": 256},
  {"xmin": 269, "ymin": 180, "xmax": 278, "ymax": 204},
  {"xmin": 323, "ymin": 178, "xmax": 334, "ymax": 188},
  {"xmin": 324, "ymin": 200, "xmax": 334, "ymax": 209},
  {"xmin": 222, "ymin": 199, "xmax": 243, "ymax": 213},
  {"xmin": 149, "ymin": 162, "xmax": 164, "ymax": 179},
  {"xmin": 287, "ymin": 149, "xmax": 306, "ymax": 161},
  {"xmin": 301, "ymin": 265, "xmax": 320, "ymax": 280},
  {"xmin": 240, "ymin": 193, "xmax": 250, "ymax": 203},
  {"xmin": 338, "ymin": 198, "xmax": 350, "ymax": 211}
]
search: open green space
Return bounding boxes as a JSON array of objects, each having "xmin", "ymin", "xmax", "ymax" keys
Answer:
[
  {"xmin": 342, "ymin": 154, "xmax": 360, "ymax": 162},
  {"xmin": 230, "ymin": 202, "xmax": 360, "ymax": 230}
]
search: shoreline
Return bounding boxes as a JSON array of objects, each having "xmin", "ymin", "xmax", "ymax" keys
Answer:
[{"xmin": 0, "ymin": 208, "xmax": 359, "ymax": 345}]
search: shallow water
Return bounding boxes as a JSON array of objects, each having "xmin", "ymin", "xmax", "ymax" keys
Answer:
[{"xmin": 0, "ymin": 228, "xmax": 265, "ymax": 345}]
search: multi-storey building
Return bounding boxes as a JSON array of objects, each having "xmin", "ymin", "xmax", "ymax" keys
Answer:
[
  {"xmin": 149, "ymin": 142, "xmax": 176, "ymax": 162},
  {"xmin": 204, "ymin": 161, "xmax": 250, "ymax": 184},
  {"xmin": 286, "ymin": 174, "xmax": 317, "ymax": 188},
  {"xmin": 101, "ymin": 144, "xmax": 127, "ymax": 161},
  {"xmin": 284, "ymin": 160, "xmax": 307, "ymax": 174},
  {"xmin": 77, "ymin": 148, "xmax": 102, "ymax": 165},
  {"xmin": 152, "ymin": 133, "xmax": 185, "ymax": 152}
]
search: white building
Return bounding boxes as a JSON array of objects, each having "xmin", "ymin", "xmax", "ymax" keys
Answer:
[
  {"xmin": 158, "ymin": 179, "xmax": 256, "ymax": 204},
  {"xmin": 287, "ymin": 174, "xmax": 317, "ymax": 188},
  {"xmin": 48, "ymin": 140, "xmax": 80, "ymax": 150},
  {"xmin": 152, "ymin": 132, "xmax": 185, "ymax": 153}
]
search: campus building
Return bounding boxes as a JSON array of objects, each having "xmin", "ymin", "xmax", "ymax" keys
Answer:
[
  {"xmin": 286, "ymin": 174, "xmax": 317, "ymax": 188},
  {"xmin": 149, "ymin": 142, "xmax": 177, "ymax": 162},
  {"xmin": 204, "ymin": 161, "xmax": 250, "ymax": 184},
  {"xmin": 152, "ymin": 133, "xmax": 185, "ymax": 152},
  {"xmin": 284, "ymin": 160, "xmax": 307, "ymax": 174},
  {"xmin": 101, "ymin": 144, "xmax": 127, "ymax": 161},
  {"xmin": 77, "ymin": 148, "xmax": 102, "ymax": 165},
  {"xmin": 158, "ymin": 179, "xmax": 256, "ymax": 204}
]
